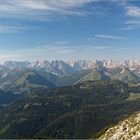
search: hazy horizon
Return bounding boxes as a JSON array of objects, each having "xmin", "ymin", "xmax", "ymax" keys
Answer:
[{"xmin": 1, "ymin": 58, "xmax": 140, "ymax": 65}]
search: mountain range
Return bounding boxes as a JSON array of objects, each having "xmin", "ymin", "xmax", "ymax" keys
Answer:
[
  {"xmin": 3, "ymin": 59, "xmax": 140, "ymax": 74},
  {"xmin": 0, "ymin": 80, "xmax": 140, "ymax": 139},
  {"xmin": 0, "ymin": 60, "xmax": 140, "ymax": 92},
  {"xmin": 0, "ymin": 60, "xmax": 140, "ymax": 139}
]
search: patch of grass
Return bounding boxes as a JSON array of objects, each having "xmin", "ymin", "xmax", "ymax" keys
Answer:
[
  {"xmin": 0, "ymin": 125, "xmax": 10, "ymax": 134},
  {"xmin": 126, "ymin": 93, "xmax": 140, "ymax": 101},
  {"xmin": 91, "ymin": 124, "xmax": 115, "ymax": 139}
]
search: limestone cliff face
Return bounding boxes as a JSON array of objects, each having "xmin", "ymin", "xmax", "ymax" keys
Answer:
[{"xmin": 99, "ymin": 112, "xmax": 140, "ymax": 140}]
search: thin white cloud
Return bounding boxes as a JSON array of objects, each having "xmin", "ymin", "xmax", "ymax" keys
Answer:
[
  {"xmin": 121, "ymin": 20, "xmax": 140, "ymax": 30},
  {"xmin": 94, "ymin": 34, "xmax": 127, "ymax": 40},
  {"xmin": 0, "ymin": 25, "xmax": 28, "ymax": 33},
  {"xmin": 112, "ymin": 1, "xmax": 140, "ymax": 30},
  {"xmin": 94, "ymin": 46, "xmax": 112, "ymax": 49},
  {"xmin": 27, "ymin": 46, "xmax": 75, "ymax": 60},
  {"xmin": 125, "ymin": 20, "xmax": 140, "ymax": 24},
  {"xmin": 112, "ymin": 0, "xmax": 140, "ymax": 17},
  {"xmin": 47, "ymin": 41, "xmax": 69, "ymax": 45},
  {"xmin": 126, "ymin": 5, "xmax": 140, "ymax": 17},
  {"xmin": 0, "ymin": 43, "xmax": 113, "ymax": 62},
  {"xmin": 120, "ymin": 26, "xmax": 136, "ymax": 30},
  {"xmin": 0, "ymin": 44, "xmax": 133, "ymax": 62},
  {"xmin": 0, "ymin": 0, "xmax": 95, "ymax": 20},
  {"xmin": 0, "ymin": 45, "xmax": 76, "ymax": 63},
  {"xmin": 87, "ymin": 37, "xmax": 96, "ymax": 40},
  {"xmin": 42, "ymin": 41, "xmax": 75, "ymax": 54}
]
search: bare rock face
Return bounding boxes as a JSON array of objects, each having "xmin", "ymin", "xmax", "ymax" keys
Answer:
[{"xmin": 99, "ymin": 112, "xmax": 140, "ymax": 140}]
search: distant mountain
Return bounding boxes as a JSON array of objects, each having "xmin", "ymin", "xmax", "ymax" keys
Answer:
[
  {"xmin": 0, "ymin": 67, "xmax": 56, "ymax": 93},
  {"xmin": 77, "ymin": 66, "xmax": 110, "ymax": 83},
  {"xmin": 0, "ymin": 65, "xmax": 10, "ymax": 78},
  {"xmin": 45, "ymin": 64, "xmax": 140, "ymax": 86},
  {"xmin": 8, "ymin": 70, "xmax": 56, "ymax": 93},
  {"xmin": 119, "ymin": 66, "xmax": 140, "ymax": 83},
  {"xmin": 99, "ymin": 112, "xmax": 140, "ymax": 140},
  {"xmin": 46, "ymin": 66, "xmax": 110, "ymax": 87},
  {"xmin": 1, "ymin": 60, "xmax": 140, "ymax": 89},
  {"xmin": 3, "ymin": 60, "xmax": 140, "ymax": 74},
  {"xmin": 4, "ymin": 61, "xmax": 30, "ymax": 69},
  {"xmin": 4, "ymin": 60, "xmax": 76, "ymax": 76},
  {"xmin": 0, "ymin": 67, "xmax": 25, "ymax": 89},
  {"xmin": 108, "ymin": 66, "xmax": 140, "ymax": 83},
  {"xmin": 67, "ymin": 59, "xmax": 107, "ymax": 70}
]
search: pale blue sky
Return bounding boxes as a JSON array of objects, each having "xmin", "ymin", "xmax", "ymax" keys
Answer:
[{"xmin": 0, "ymin": 0, "xmax": 140, "ymax": 62}]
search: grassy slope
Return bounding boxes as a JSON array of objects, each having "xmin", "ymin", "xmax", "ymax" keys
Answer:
[{"xmin": 0, "ymin": 80, "xmax": 130, "ymax": 139}]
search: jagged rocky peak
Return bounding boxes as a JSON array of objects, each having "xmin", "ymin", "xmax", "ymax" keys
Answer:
[
  {"xmin": 103, "ymin": 60, "xmax": 121, "ymax": 68},
  {"xmin": 3, "ymin": 59, "xmax": 140, "ymax": 70},
  {"xmin": 29, "ymin": 60, "xmax": 50, "ymax": 68},
  {"xmin": 4, "ymin": 61, "xmax": 30, "ymax": 68},
  {"xmin": 2, "ymin": 59, "xmax": 140, "ymax": 76},
  {"xmin": 67, "ymin": 59, "xmax": 89, "ymax": 70}
]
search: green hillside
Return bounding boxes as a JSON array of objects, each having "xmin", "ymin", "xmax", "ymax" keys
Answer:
[
  {"xmin": 0, "ymin": 80, "xmax": 132, "ymax": 139},
  {"xmin": 0, "ymin": 90, "xmax": 23, "ymax": 111},
  {"xmin": 108, "ymin": 66, "xmax": 140, "ymax": 84},
  {"xmin": 9, "ymin": 71, "xmax": 56, "ymax": 93}
]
